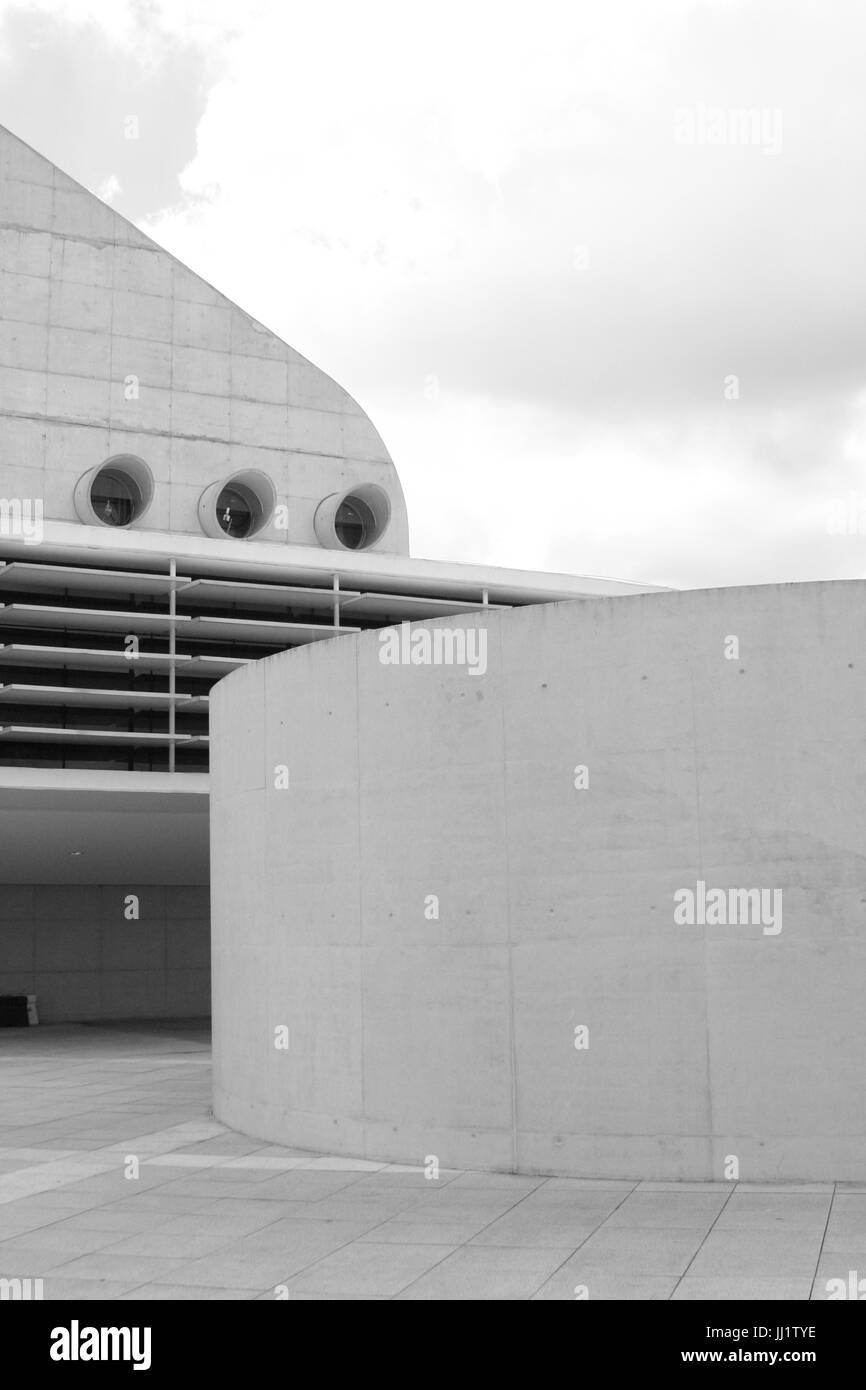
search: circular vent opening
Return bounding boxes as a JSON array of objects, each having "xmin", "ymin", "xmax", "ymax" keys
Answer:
[
  {"xmin": 335, "ymin": 496, "xmax": 376, "ymax": 550},
  {"xmin": 198, "ymin": 471, "xmax": 276, "ymax": 540},
  {"xmin": 314, "ymin": 484, "xmax": 390, "ymax": 551},
  {"xmin": 74, "ymin": 457, "xmax": 154, "ymax": 529}
]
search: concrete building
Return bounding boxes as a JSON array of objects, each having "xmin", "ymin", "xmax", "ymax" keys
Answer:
[
  {"xmin": 3, "ymin": 124, "xmax": 862, "ymax": 1186},
  {"xmin": 211, "ymin": 580, "xmax": 866, "ymax": 1181},
  {"xmin": 0, "ymin": 124, "xmax": 663, "ymax": 1023}
]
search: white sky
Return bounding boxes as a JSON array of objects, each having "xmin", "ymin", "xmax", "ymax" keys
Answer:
[{"xmin": 2, "ymin": 0, "xmax": 866, "ymax": 587}]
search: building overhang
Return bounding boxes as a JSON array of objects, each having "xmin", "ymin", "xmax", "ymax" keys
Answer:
[
  {"xmin": 0, "ymin": 768, "xmax": 209, "ymax": 884},
  {"xmin": 0, "ymin": 520, "xmax": 670, "ymax": 605}
]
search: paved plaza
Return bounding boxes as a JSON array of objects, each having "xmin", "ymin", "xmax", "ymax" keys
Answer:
[{"xmin": 0, "ymin": 1022, "xmax": 861, "ymax": 1301}]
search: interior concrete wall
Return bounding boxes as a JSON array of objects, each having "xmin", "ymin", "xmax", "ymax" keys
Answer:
[
  {"xmin": 0, "ymin": 883, "xmax": 210, "ymax": 1020},
  {"xmin": 0, "ymin": 123, "xmax": 409, "ymax": 554},
  {"xmin": 209, "ymin": 580, "xmax": 866, "ymax": 1181}
]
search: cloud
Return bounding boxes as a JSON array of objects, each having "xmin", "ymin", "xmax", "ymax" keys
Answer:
[
  {"xmin": 95, "ymin": 172, "xmax": 121, "ymax": 202},
  {"xmin": 0, "ymin": 0, "xmax": 230, "ymax": 217}
]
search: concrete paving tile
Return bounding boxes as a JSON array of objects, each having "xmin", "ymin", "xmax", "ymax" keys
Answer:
[
  {"xmin": 169, "ymin": 1136, "xmax": 263, "ymax": 1156},
  {"xmin": 98, "ymin": 1221, "xmax": 253, "ymax": 1260},
  {"xmin": 118, "ymin": 1283, "xmax": 259, "ymax": 1300},
  {"xmin": 43, "ymin": 1208, "xmax": 176, "ymax": 1235},
  {"xmin": 185, "ymin": 1198, "xmax": 305, "ymax": 1225},
  {"xmin": 101, "ymin": 1193, "xmax": 215, "ymax": 1216},
  {"xmin": 566, "ymin": 1227, "xmax": 706, "ymax": 1275},
  {"xmin": 173, "ymin": 1223, "xmax": 364, "ymax": 1288},
  {"xmin": 599, "ymin": 1192, "xmax": 729, "ymax": 1229},
  {"xmin": 0, "ymin": 1224, "xmax": 128, "ymax": 1258},
  {"xmin": 0, "ymin": 1215, "xmax": 65, "ymax": 1242},
  {"xmin": 398, "ymin": 1184, "xmax": 527, "ymax": 1208},
  {"xmin": 389, "ymin": 1196, "xmax": 526, "ymax": 1226},
  {"xmin": 223, "ymin": 1216, "xmax": 372, "ymax": 1253},
  {"xmin": 269, "ymin": 1173, "xmax": 389, "ymax": 1199},
  {"xmin": 40, "ymin": 1170, "xmax": 178, "ymax": 1197},
  {"xmin": 0, "ymin": 1247, "xmax": 107, "ymax": 1277},
  {"xmin": 687, "ymin": 1229, "xmax": 824, "ymax": 1278},
  {"xmin": 636, "ymin": 1182, "xmax": 734, "ymax": 1193},
  {"xmin": 356, "ymin": 1218, "xmax": 492, "ymax": 1245},
  {"xmin": 673, "ymin": 1276, "xmax": 813, "ymax": 1300},
  {"xmin": 829, "ymin": 1192, "xmax": 864, "ymax": 1227},
  {"xmin": 160, "ymin": 1162, "xmax": 279, "ymax": 1183},
  {"xmin": 532, "ymin": 1270, "xmax": 677, "ymax": 1300},
  {"xmin": 192, "ymin": 1207, "xmax": 302, "ymax": 1237},
  {"xmin": 280, "ymin": 1194, "xmax": 422, "ymax": 1225},
  {"xmin": 30, "ymin": 1135, "xmax": 117, "ymax": 1151},
  {"xmin": 0, "ymin": 1147, "xmax": 80, "ymax": 1164},
  {"xmin": 712, "ymin": 1192, "xmax": 832, "ymax": 1231},
  {"xmin": 246, "ymin": 1145, "xmax": 315, "ymax": 1159},
  {"xmin": 66, "ymin": 1130, "xmax": 145, "ymax": 1145},
  {"xmin": 812, "ymin": 1251, "xmax": 866, "ymax": 1298},
  {"xmin": 0, "ymin": 1161, "xmax": 119, "ymax": 1205},
  {"xmin": 143, "ymin": 1154, "xmax": 229, "ymax": 1170},
  {"xmin": 286, "ymin": 1240, "xmax": 458, "ymax": 1297},
  {"xmin": 813, "ymin": 1224, "xmax": 866, "ymax": 1253},
  {"xmin": 520, "ymin": 1187, "xmax": 633, "ymax": 1215},
  {"xmin": 0, "ymin": 1158, "xmax": 41, "ymax": 1174},
  {"xmin": 540, "ymin": 1179, "xmax": 638, "ymax": 1193},
  {"xmin": 211, "ymin": 1156, "xmax": 308, "ymax": 1172},
  {"xmin": 380, "ymin": 1164, "xmax": 462, "ymax": 1175},
  {"xmin": 0, "ymin": 1201, "xmax": 106, "ymax": 1238},
  {"xmin": 143, "ymin": 1178, "xmax": 286, "ymax": 1201},
  {"xmin": 159, "ymin": 1171, "xmax": 362, "ymax": 1202},
  {"xmin": 396, "ymin": 1245, "xmax": 569, "ymax": 1300},
  {"xmin": 36, "ymin": 1253, "xmax": 193, "ymax": 1290},
  {"xmin": 735, "ymin": 1184, "xmax": 834, "ymax": 1194},
  {"xmin": 165, "ymin": 1253, "xmax": 314, "ymax": 1289},
  {"xmin": 299, "ymin": 1156, "xmax": 386, "ymax": 1172},
  {"xmin": 41, "ymin": 1277, "xmax": 138, "ymax": 1300},
  {"xmin": 336, "ymin": 1170, "xmax": 462, "ymax": 1192},
  {"xmin": 469, "ymin": 1205, "xmax": 604, "ymax": 1248},
  {"xmin": 255, "ymin": 1289, "xmax": 390, "ymax": 1300},
  {"xmin": 426, "ymin": 1172, "xmax": 542, "ymax": 1193},
  {"xmin": 5, "ymin": 1190, "xmax": 108, "ymax": 1211}
]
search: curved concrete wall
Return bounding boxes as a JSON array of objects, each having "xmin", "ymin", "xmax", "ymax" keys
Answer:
[{"xmin": 210, "ymin": 581, "xmax": 866, "ymax": 1180}]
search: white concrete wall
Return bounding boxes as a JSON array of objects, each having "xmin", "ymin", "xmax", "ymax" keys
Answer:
[
  {"xmin": 0, "ymin": 884, "xmax": 210, "ymax": 1020},
  {"xmin": 0, "ymin": 125, "xmax": 409, "ymax": 554},
  {"xmin": 210, "ymin": 581, "xmax": 866, "ymax": 1180}
]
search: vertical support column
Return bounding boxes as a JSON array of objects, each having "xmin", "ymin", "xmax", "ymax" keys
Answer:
[
  {"xmin": 168, "ymin": 558, "xmax": 177, "ymax": 773},
  {"xmin": 482, "ymin": 588, "xmax": 489, "ymax": 607},
  {"xmin": 333, "ymin": 573, "xmax": 340, "ymax": 628}
]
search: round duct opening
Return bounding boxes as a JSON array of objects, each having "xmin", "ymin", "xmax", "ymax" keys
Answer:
[
  {"xmin": 74, "ymin": 456, "xmax": 154, "ymax": 529},
  {"xmin": 314, "ymin": 483, "xmax": 391, "ymax": 551},
  {"xmin": 198, "ymin": 470, "xmax": 276, "ymax": 540}
]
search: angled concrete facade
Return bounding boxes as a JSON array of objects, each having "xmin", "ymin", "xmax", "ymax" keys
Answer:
[
  {"xmin": 211, "ymin": 580, "xmax": 866, "ymax": 1181},
  {"xmin": 0, "ymin": 123, "xmax": 664, "ymax": 1023},
  {"xmin": 0, "ymin": 125, "xmax": 410, "ymax": 553}
]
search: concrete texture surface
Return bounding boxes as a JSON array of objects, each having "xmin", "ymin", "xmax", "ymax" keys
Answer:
[
  {"xmin": 210, "ymin": 579, "xmax": 866, "ymax": 1180},
  {"xmin": 0, "ymin": 123, "xmax": 409, "ymax": 553},
  {"xmin": 0, "ymin": 1022, "xmax": 861, "ymax": 1300}
]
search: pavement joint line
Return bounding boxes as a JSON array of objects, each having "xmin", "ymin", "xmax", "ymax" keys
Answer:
[
  {"xmin": 668, "ymin": 1178, "xmax": 739, "ymax": 1295},
  {"xmin": 523, "ymin": 1180, "xmax": 645, "ymax": 1299},
  {"xmin": 808, "ymin": 1181, "xmax": 838, "ymax": 1301}
]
